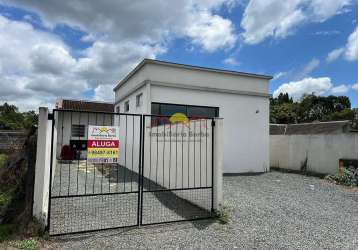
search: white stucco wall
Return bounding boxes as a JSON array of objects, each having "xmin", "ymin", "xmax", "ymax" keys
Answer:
[
  {"xmin": 270, "ymin": 134, "xmax": 358, "ymax": 174},
  {"xmin": 150, "ymin": 85, "xmax": 269, "ymax": 173},
  {"xmin": 114, "ymin": 62, "xmax": 270, "ymax": 173}
]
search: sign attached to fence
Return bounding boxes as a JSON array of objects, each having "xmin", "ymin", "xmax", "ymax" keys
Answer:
[{"xmin": 87, "ymin": 125, "xmax": 120, "ymax": 163}]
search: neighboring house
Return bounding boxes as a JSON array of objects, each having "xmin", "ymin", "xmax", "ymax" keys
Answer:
[
  {"xmin": 270, "ymin": 121, "xmax": 358, "ymax": 174},
  {"xmin": 55, "ymin": 99, "xmax": 114, "ymax": 159},
  {"xmin": 113, "ymin": 59, "xmax": 272, "ymax": 173}
]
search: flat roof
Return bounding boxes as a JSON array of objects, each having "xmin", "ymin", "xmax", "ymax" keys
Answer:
[{"xmin": 114, "ymin": 59, "xmax": 273, "ymax": 91}]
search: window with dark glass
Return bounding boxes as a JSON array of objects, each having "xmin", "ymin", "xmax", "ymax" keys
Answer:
[
  {"xmin": 151, "ymin": 102, "xmax": 218, "ymax": 126},
  {"xmin": 187, "ymin": 106, "xmax": 217, "ymax": 118},
  {"xmin": 124, "ymin": 101, "xmax": 129, "ymax": 112},
  {"xmin": 71, "ymin": 124, "xmax": 85, "ymax": 137},
  {"xmin": 136, "ymin": 93, "xmax": 143, "ymax": 107}
]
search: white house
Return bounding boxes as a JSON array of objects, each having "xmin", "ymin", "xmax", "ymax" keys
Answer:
[
  {"xmin": 54, "ymin": 99, "xmax": 114, "ymax": 159},
  {"xmin": 114, "ymin": 59, "xmax": 272, "ymax": 173}
]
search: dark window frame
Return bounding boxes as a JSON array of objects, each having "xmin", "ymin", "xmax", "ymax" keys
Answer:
[
  {"xmin": 124, "ymin": 100, "xmax": 130, "ymax": 112},
  {"xmin": 151, "ymin": 102, "xmax": 219, "ymax": 126},
  {"xmin": 71, "ymin": 124, "xmax": 86, "ymax": 137},
  {"xmin": 136, "ymin": 93, "xmax": 143, "ymax": 107}
]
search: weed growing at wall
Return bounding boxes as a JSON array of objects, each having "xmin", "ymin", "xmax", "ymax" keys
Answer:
[{"xmin": 325, "ymin": 167, "xmax": 358, "ymax": 187}]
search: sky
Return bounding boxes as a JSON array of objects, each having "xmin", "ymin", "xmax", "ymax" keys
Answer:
[{"xmin": 0, "ymin": 0, "xmax": 358, "ymax": 111}]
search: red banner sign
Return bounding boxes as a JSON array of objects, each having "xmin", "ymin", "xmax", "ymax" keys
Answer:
[{"xmin": 87, "ymin": 140, "xmax": 120, "ymax": 148}]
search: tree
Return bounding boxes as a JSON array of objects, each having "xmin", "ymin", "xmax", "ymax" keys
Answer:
[
  {"xmin": 270, "ymin": 93, "xmax": 355, "ymax": 124},
  {"xmin": 0, "ymin": 103, "xmax": 38, "ymax": 130}
]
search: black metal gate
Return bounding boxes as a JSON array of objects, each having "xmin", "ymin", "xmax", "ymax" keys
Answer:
[{"xmin": 48, "ymin": 110, "xmax": 214, "ymax": 235}]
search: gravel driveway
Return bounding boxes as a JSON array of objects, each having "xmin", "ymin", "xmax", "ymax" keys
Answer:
[{"xmin": 46, "ymin": 171, "xmax": 358, "ymax": 249}]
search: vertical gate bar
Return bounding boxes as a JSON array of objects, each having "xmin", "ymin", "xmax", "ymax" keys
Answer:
[
  {"xmin": 124, "ymin": 115, "xmax": 127, "ymax": 192},
  {"xmin": 139, "ymin": 115, "xmax": 145, "ymax": 225},
  {"xmin": 76, "ymin": 111, "xmax": 81, "ymax": 194},
  {"xmin": 199, "ymin": 119, "xmax": 202, "ymax": 187},
  {"xmin": 59, "ymin": 111, "xmax": 64, "ymax": 196},
  {"xmin": 187, "ymin": 121, "xmax": 190, "ymax": 188},
  {"xmin": 85, "ymin": 112, "xmax": 89, "ymax": 194},
  {"xmin": 68, "ymin": 111, "xmax": 72, "ymax": 196},
  {"xmin": 46, "ymin": 110, "xmax": 55, "ymax": 232},
  {"xmin": 101, "ymin": 114, "xmax": 105, "ymax": 193},
  {"xmin": 155, "ymin": 121, "xmax": 158, "ymax": 188},
  {"xmin": 109, "ymin": 114, "xmax": 113, "ymax": 192},
  {"xmin": 193, "ymin": 120, "xmax": 196, "ymax": 188},
  {"xmin": 175, "ymin": 123, "xmax": 178, "ymax": 188},
  {"xmin": 169, "ymin": 122, "xmax": 171, "ymax": 189},
  {"xmin": 211, "ymin": 119, "xmax": 215, "ymax": 212},
  {"xmin": 93, "ymin": 112, "xmax": 98, "ymax": 194},
  {"xmin": 116, "ymin": 113, "xmax": 120, "ymax": 191},
  {"xmin": 131, "ymin": 115, "xmax": 134, "ymax": 191},
  {"xmin": 149, "ymin": 118, "xmax": 152, "ymax": 191},
  {"xmin": 206, "ymin": 119, "xmax": 208, "ymax": 187},
  {"xmin": 181, "ymin": 123, "xmax": 184, "ymax": 188},
  {"xmin": 162, "ymin": 120, "xmax": 165, "ymax": 186}
]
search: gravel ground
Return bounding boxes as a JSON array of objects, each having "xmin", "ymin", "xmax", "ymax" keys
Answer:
[{"xmin": 45, "ymin": 171, "xmax": 358, "ymax": 249}]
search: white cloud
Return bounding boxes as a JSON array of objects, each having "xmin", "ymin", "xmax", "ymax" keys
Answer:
[
  {"xmin": 223, "ymin": 57, "xmax": 239, "ymax": 66},
  {"xmin": 5, "ymin": 0, "xmax": 237, "ymax": 52},
  {"xmin": 93, "ymin": 84, "xmax": 115, "ymax": 102},
  {"xmin": 325, "ymin": 25, "xmax": 358, "ymax": 63},
  {"xmin": 345, "ymin": 25, "xmax": 358, "ymax": 61},
  {"xmin": 0, "ymin": 15, "xmax": 85, "ymax": 110},
  {"xmin": 185, "ymin": 11, "xmax": 237, "ymax": 52},
  {"xmin": 301, "ymin": 58, "xmax": 320, "ymax": 76},
  {"xmin": 315, "ymin": 30, "xmax": 341, "ymax": 36},
  {"xmin": 273, "ymin": 71, "xmax": 287, "ymax": 80},
  {"xmin": 331, "ymin": 84, "xmax": 350, "ymax": 94},
  {"xmin": 326, "ymin": 47, "xmax": 344, "ymax": 63},
  {"xmin": 0, "ymin": 0, "xmax": 239, "ymax": 110},
  {"xmin": 241, "ymin": 0, "xmax": 351, "ymax": 44},
  {"xmin": 309, "ymin": 0, "xmax": 351, "ymax": 21},
  {"xmin": 352, "ymin": 83, "xmax": 358, "ymax": 90},
  {"xmin": 273, "ymin": 77, "xmax": 333, "ymax": 100}
]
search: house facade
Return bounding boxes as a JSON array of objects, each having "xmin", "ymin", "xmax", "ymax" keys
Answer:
[
  {"xmin": 114, "ymin": 59, "xmax": 272, "ymax": 173},
  {"xmin": 55, "ymin": 99, "xmax": 114, "ymax": 159}
]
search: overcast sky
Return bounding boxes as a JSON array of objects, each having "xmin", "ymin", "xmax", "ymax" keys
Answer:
[{"xmin": 0, "ymin": 0, "xmax": 358, "ymax": 111}]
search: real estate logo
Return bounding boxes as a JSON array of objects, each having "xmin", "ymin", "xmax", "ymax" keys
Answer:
[
  {"xmin": 87, "ymin": 125, "xmax": 120, "ymax": 163},
  {"xmin": 169, "ymin": 112, "xmax": 189, "ymax": 125}
]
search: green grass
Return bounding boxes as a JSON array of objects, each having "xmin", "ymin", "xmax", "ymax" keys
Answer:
[
  {"xmin": 0, "ymin": 153, "xmax": 7, "ymax": 168},
  {"xmin": 18, "ymin": 239, "xmax": 38, "ymax": 250}
]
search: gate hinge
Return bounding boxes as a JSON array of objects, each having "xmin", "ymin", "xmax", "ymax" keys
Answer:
[
  {"xmin": 211, "ymin": 120, "xmax": 215, "ymax": 127},
  {"xmin": 48, "ymin": 113, "xmax": 54, "ymax": 120}
]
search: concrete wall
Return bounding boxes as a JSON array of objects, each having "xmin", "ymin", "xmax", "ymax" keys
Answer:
[
  {"xmin": 150, "ymin": 84, "xmax": 269, "ymax": 173},
  {"xmin": 270, "ymin": 134, "xmax": 358, "ymax": 174},
  {"xmin": 33, "ymin": 107, "xmax": 56, "ymax": 227}
]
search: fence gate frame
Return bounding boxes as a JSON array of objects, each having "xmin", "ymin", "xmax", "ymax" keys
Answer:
[{"xmin": 47, "ymin": 110, "xmax": 215, "ymax": 236}]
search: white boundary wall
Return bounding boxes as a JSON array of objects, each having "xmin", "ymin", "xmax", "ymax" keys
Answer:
[
  {"xmin": 270, "ymin": 134, "xmax": 358, "ymax": 174},
  {"xmin": 33, "ymin": 107, "xmax": 57, "ymax": 227}
]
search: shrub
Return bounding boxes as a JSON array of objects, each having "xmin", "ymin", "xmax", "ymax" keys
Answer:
[
  {"xmin": 325, "ymin": 167, "xmax": 358, "ymax": 187},
  {"xmin": 214, "ymin": 202, "xmax": 233, "ymax": 224}
]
